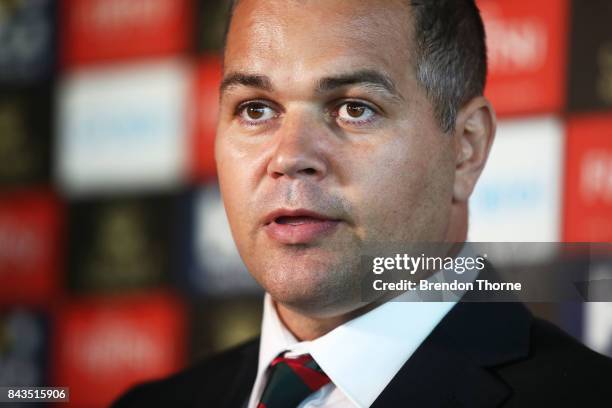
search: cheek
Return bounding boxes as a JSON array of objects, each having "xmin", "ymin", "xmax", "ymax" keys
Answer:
[
  {"xmin": 348, "ymin": 135, "xmax": 454, "ymax": 242},
  {"xmin": 216, "ymin": 135, "xmax": 275, "ymax": 257},
  {"xmin": 216, "ymin": 140, "xmax": 255, "ymax": 242}
]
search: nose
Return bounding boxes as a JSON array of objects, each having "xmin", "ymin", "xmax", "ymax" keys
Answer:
[{"xmin": 266, "ymin": 112, "xmax": 329, "ymax": 180}]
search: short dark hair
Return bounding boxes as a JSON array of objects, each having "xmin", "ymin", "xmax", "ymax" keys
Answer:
[
  {"xmin": 223, "ymin": 0, "xmax": 487, "ymax": 133},
  {"xmin": 410, "ymin": 1, "xmax": 487, "ymax": 132}
]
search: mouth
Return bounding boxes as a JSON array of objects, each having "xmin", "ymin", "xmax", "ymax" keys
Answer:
[
  {"xmin": 263, "ymin": 209, "xmax": 341, "ymax": 244},
  {"xmin": 274, "ymin": 215, "xmax": 327, "ymax": 225}
]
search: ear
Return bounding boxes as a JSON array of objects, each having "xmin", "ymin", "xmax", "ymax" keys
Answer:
[{"xmin": 452, "ymin": 96, "xmax": 496, "ymax": 203}]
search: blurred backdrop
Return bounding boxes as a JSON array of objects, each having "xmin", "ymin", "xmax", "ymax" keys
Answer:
[{"xmin": 0, "ymin": 0, "xmax": 611, "ymax": 406}]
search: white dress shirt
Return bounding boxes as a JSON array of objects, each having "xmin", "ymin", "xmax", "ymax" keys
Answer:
[{"xmin": 246, "ymin": 245, "xmax": 479, "ymax": 408}]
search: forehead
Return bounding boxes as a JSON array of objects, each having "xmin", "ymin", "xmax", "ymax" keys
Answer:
[{"xmin": 224, "ymin": 0, "xmax": 413, "ymax": 83}]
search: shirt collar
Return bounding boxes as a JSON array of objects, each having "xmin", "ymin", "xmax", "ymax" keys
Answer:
[{"xmin": 255, "ymin": 244, "xmax": 479, "ymax": 408}]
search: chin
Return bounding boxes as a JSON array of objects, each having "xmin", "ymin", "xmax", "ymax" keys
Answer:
[{"xmin": 253, "ymin": 254, "xmax": 363, "ymax": 317}]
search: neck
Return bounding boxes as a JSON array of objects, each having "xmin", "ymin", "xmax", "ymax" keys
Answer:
[{"xmin": 275, "ymin": 300, "xmax": 380, "ymax": 341}]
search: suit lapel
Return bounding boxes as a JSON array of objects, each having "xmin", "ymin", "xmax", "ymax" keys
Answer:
[{"xmin": 372, "ymin": 302, "xmax": 532, "ymax": 408}]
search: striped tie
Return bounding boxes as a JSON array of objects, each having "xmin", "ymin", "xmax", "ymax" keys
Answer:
[{"xmin": 258, "ymin": 353, "xmax": 331, "ymax": 408}]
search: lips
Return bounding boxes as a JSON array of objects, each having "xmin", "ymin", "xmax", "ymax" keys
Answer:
[{"xmin": 263, "ymin": 209, "xmax": 341, "ymax": 244}]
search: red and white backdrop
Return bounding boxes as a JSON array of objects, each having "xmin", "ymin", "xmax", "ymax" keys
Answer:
[{"xmin": 0, "ymin": 0, "xmax": 610, "ymax": 406}]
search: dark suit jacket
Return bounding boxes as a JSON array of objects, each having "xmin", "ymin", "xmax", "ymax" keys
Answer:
[{"xmin": 112, "ymin": 301, "xmax": 612, "ymax": 407}]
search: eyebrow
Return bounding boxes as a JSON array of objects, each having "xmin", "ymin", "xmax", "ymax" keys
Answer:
[
  {"xmin": 220, "ymin": 73, "xmax": 273, "ymax": 93},
  {"xmin": 316, "ymin": 70, "xmax": 403, "ymax": 101},
  {"xmin": 220, "ymin": 69, "xmax": 404, "ymax": 101}
]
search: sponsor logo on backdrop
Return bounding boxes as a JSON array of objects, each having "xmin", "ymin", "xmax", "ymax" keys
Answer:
[
  {"xmin": 68, "ymin": 196, "xmax": 173, "ymax": 293},
  {"xmin": 58, "ymin": 61, "xmax": 190, "ymax": 194},
  {"xmin": 487, "ymin": 14, "xmax": 548, "ymax": 74},
  {"xmin": 478, "ymin": 0, "xmax": 567, "ymax": 116},
  {"xmin": 597, "ymin": 43, "xmax": 612, "ymax": 105},
  {"xmin": 564, "ymin": 115, "xmax": 612, "ymax": 241},
  {"xmin": 469, "ymin": 117, "xmax": 563, "ymax": 246},
  {"xmin": 76, "ymin": 0, "xmax": 172, "ymax": 29},
  {"xmin": 0, "ymin": 217, "xmax": 43, "ymax": 269},
  {"xmin": 74, "ymin": 321, "xmax": 160, "ymax": 374},
  {"xmin": 0, "ymin": 100, "xmax": 33, "ymax": 183},
  {"xmin": 0, "ymin": 192, "xmax": 62, "ymax": 304},
  {"xmin": 0, "ymin": 88, "xmax": 52, "ymax": 187},
  {"xmin": 568, "ymin": 0, "xmax": 612, "ymax": 111},
  {"xmin": 0, "ymin": 310, "xmax": 47, "ymax": 386},
  {"xmin": 62, "ymin": 0, "xmax": 189, "ymax": 65},
  {"xmin": 0, "ymin": 0, "xmax": 55, "ymax": 82},
  {"xmin": 54, "ymin": 294, "xmax": 185, "ymax": 407},
  {"xmin": 581, "ymin": 150, "xmax": 612, "ymax": 205}
]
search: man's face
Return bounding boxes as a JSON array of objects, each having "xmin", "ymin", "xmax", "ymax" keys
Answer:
[{"xmin": 216, "ymin": 0, "xmax": 456, "ymax": 317}]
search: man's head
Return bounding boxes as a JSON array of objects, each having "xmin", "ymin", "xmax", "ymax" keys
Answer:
[{"xmin": 216, "ymin": 0, "xmax": 495, "ymax": 322}]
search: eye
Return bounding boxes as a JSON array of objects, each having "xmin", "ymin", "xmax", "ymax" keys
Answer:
[
  {"xmin": 336, "ymin": 101, "xmax": 377, "ymax": 124},
  {"xmin": 237, "ymin": 102, "xmax": 277, "ymax": 125}
]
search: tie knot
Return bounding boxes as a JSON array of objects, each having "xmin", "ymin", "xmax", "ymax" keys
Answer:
[
  {"xmin": 271, "ymin": 353, "xmax": 329, "ymax": 389},
  {"xmin": 258, "ymin": 353, "xmax": 331, "ymax": 408}
]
